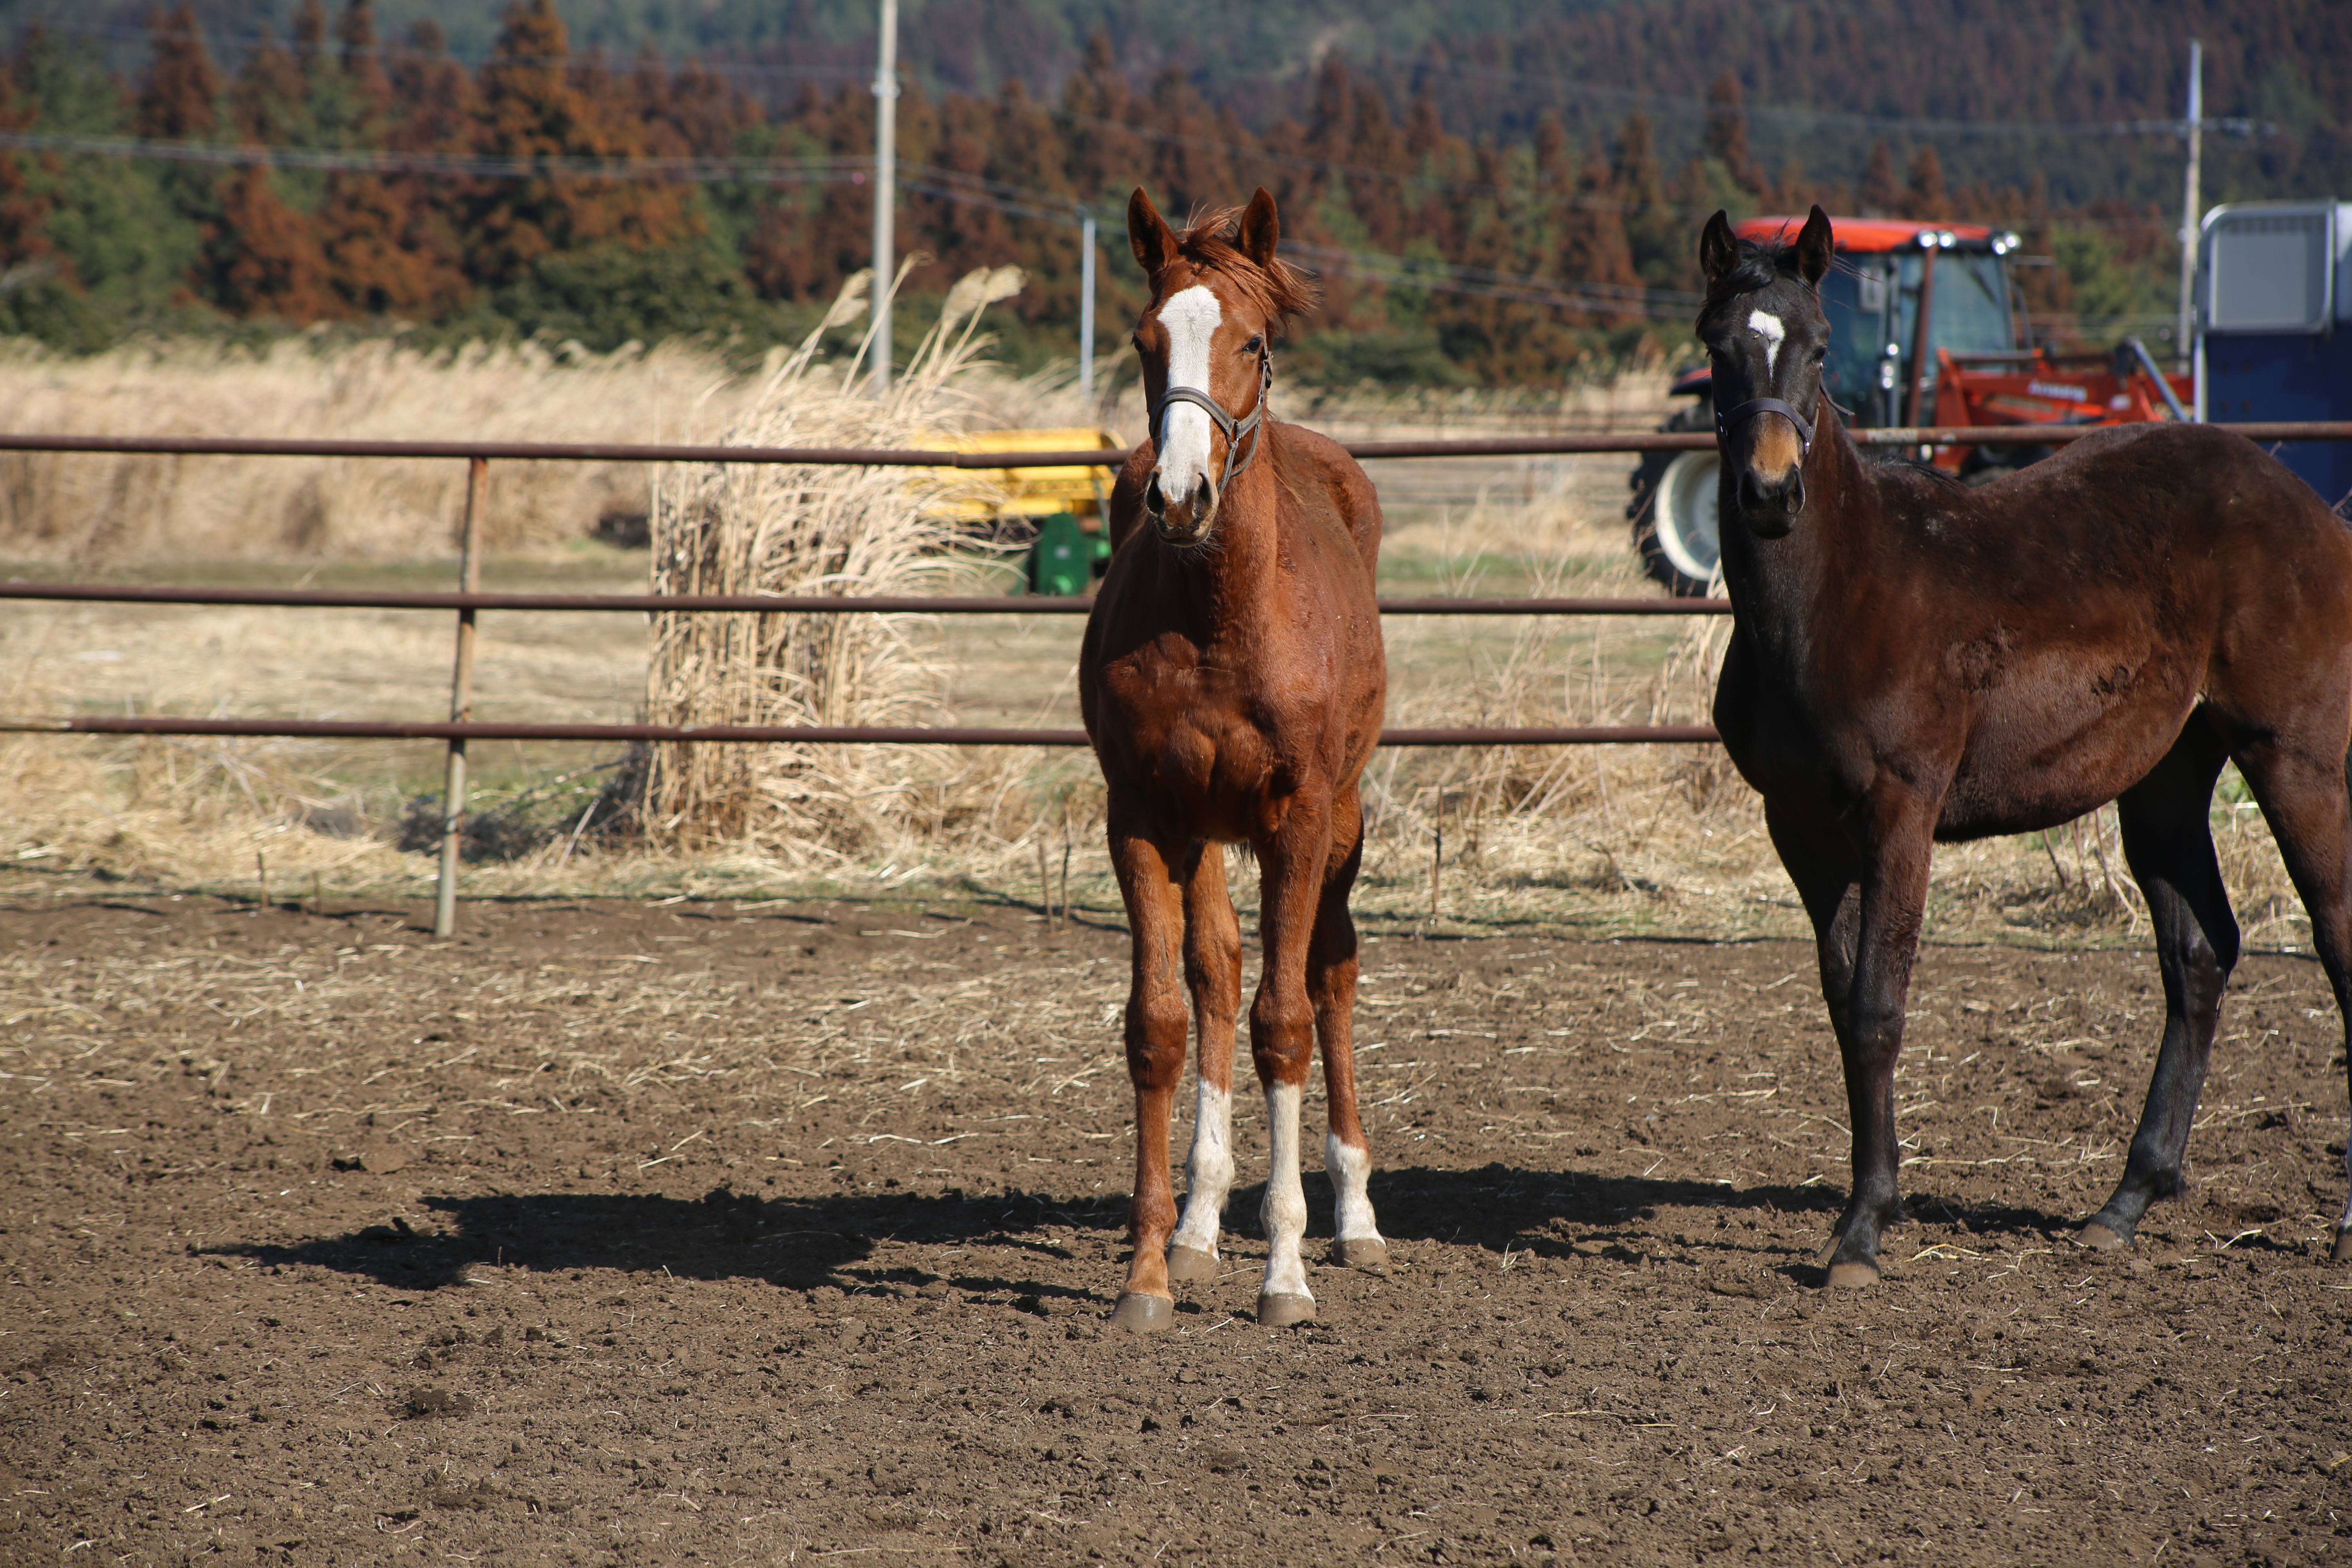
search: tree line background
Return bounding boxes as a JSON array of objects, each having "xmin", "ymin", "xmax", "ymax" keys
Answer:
[{"xmin": 0, "ymin": 0, "xmax": 2339, "ymax": 383}]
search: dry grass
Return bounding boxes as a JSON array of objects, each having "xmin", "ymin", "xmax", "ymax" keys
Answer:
[{"xmin": 0, "ymin": 335, "xmax": 751, "ymax": 562}]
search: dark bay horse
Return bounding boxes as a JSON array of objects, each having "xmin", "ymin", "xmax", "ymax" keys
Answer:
[
  {"xmin": 1699, "ymin": 205, "xmax": 2352, "ymax": 1285},
  {"xmin": 1079, "ymin": 187, "xmax": 1389, "ymax": 1331}
]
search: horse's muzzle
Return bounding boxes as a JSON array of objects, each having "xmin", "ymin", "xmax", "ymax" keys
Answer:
[
  {"xmin": 1737, "ymin": 468, "xmax": 1805, "ymax": 538},
  {"xmin": 1145, "ymin": 469, "xmax": 1220, "ymax": 545}
]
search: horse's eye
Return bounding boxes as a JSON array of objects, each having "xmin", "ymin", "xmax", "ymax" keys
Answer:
[{"xmin": 1242, "ymin": 335, "xmax": 1263, "ymax": 354}]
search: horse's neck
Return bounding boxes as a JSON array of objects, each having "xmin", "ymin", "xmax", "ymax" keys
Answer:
[
  {"xmin": 1723, "ymin": 412, "xmax": 1875, "ymax": 641},
  {"xmin": 1176, "ymin": 431, "xmax": 1287, "ymax": 624}
]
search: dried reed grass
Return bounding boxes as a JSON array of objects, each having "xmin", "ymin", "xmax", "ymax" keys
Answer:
[{"xmin": 639, "ymin": 265, "xmax": 1026, "ymax": 859}]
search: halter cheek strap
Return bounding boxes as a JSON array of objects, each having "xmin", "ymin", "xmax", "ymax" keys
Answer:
[
  {"xmin": 1715, "ymin": 396, "xmax": 1816, "ymax": 457},
  {"xmin": 1150, "ymin": 347, "xmax": 1274, "ymax": 490}
]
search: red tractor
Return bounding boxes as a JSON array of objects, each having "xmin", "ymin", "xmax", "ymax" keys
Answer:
[{"xmin": 1629, "ymin": 216, "xmax": 2195, "ymax": 596}]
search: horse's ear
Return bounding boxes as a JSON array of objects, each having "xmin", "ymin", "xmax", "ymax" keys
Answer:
[
  {"xmin": 1795, "ymin": 205, "xmax": 1834, "ymax": 287},
  {"xmin": 1699, "ymin": 210, "xmax": 1739, "ymax": 286},
  {"xmin": 1128, "ymin": 188, "xmax": 1176, "ymax": 276},
  {"xmin": 1238, "ymin": 187, "xmax": 1280, "ymax": 271}
]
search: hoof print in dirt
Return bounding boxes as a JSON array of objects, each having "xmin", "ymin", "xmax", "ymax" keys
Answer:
[{"xmin": 398, "ymin": 1387, "xmax": 475, "ymax": 1420}]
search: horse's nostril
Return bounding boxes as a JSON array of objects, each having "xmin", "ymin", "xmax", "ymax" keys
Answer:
[{"xmin": 1145, "ymin": 474, "xmax": 1166, "ymax": 515}]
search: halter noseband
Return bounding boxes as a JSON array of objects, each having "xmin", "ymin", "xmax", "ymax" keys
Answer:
[
  {"xmin": 1149, "ymin": 344, "xmax": 1274, "ymax": 492},
  {"xmin": 1715, "ymin": 396, "xmax": 1815, "ymax": 458}
]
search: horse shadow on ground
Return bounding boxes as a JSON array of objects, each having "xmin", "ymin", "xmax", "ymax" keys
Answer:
[{"xmin": 211, "ymin": 1164, "xmax": 2085, "ymax": 1296}]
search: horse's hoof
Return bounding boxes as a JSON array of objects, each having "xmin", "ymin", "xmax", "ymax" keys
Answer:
[
  {"xmin": 1166, "ymin": 1245, "xmax": 1218, "ymax": 1284},
  {"xmin": 1109, "ymin": 1293, "xmax": 1174, "ymax": 1332},
  {"xmin": 1256, "ymin": 1292, "xmax": 1316, "ymax": 1327},
  {"xmin": 2332, "ymin": 1229, "xmax": 2352, "ymax": 1265},
  {"xmin": 1331, "ymin": 1237, "xmax": 1389, "ymax": 1272},
  {"xmin": 2075, "ymin": 1221, "xmax": 2129, "ymax": 1252},
  {"xmin": 1825, "ymin": 1261, "xmax": 1880, "ymax": 1290}
]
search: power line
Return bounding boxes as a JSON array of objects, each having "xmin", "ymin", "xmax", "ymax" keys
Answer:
[{"xmin": 1408, "ymin": 61, "xmax": 2275, "ymax": 141}]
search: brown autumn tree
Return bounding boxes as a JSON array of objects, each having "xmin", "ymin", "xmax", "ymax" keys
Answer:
[
  {"xmin": 1858, "ymin": 141, "xmax": 1902, "ymax": 216},
  {"xmin": 204, "ymin": 166, "xmax": 335, "ymax": 318},
  {"xmin": 1703, "ymin": 72, "xmax": 1764, "ymax": 194},
  {"xmin": 463, "ymin": 0, "xmax": 694, "ymax": 287},
  {"xmin": 134, "ymin": 5, "xmax": 220, "ymax": 141},
  {"xmin": 1906, "ymin": 145, "xmax": 1951, "ymax": 221}
]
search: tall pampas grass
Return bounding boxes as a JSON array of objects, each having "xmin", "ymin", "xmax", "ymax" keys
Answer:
[{"xmin": 638, "ymin": 263, "xmax": 1023, "ymax": 860}]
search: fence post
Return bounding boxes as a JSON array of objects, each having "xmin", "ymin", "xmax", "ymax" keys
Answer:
[{"xmin": 434, "ymin": 457, "xmax": 488, "ymax": 938}]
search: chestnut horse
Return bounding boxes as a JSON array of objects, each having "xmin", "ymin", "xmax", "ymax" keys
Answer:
[
  {"xmin": 1079, "ymin": 187, "xmax": 1388, "ymax": 1331},
  {"xmin": 1700, "ymin": 206, "xmax": 2352, "ymax": 1286}
]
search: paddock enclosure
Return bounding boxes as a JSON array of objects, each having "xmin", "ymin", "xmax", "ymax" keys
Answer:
[
  {"xmin": 3, "ymin": 417, "xmax": 2351, "ymax": 1564},
  {"xmin": 3, "ymin": 891, "xmax": 2350, "ymax": 1564}
]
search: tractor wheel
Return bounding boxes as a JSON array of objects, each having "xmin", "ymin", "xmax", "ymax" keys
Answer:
[{"xmin": 1628, "ymin": 399, "xmax": 1721, "ymax": 598}]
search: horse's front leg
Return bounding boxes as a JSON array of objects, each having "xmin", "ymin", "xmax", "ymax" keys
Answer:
[
  {"xmin": 1822, "ymin": 793, "xmax": 1936, "ymax": 1287},
  {"xmin": 1108, "ymin": 810, "xmax": 1190, "ymax": 1332},
  {"xmin": 1249, "ymin": 791, "xmax": 1334, "ymax": 1327},
  {"xmin": 1167, "ymin": 842, "xmax": 1241, "ymax": 1283}
]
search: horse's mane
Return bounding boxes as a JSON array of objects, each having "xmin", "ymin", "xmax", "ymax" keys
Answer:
[{"xmin": 1171, "ymin": 206, "xmax": 1319, "ymax": 336}]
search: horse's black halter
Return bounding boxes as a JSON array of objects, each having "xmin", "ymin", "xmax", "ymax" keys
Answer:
[
  {"xmin": 1149, "ymin": 344, "xmax": 1274, "ymax": 492},
  {"xmin": 1715, "ymin": 395, "xmax": 1816, "ymax": 458}
]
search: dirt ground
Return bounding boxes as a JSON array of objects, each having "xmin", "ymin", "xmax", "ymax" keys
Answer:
[{"xmin": 3, "ymin": 886, "xmax": 2349, "ymax": 1566}]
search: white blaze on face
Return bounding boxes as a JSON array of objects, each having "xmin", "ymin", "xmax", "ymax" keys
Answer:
[
  {"xmin": 1747, "ymin": 308, "xmax": 1787, "ymax": 375},
  {"xmin": 1171, "ymin": 1080, "xmax": 1233, "ymax": 1256},
  {"xmin": 1153, "ymin": 285, "xmax": 1223, "ymax": 500},
  {"xmin": 1259, "ymin": 1081, "xmax": 1311, "ymax": 1304}
]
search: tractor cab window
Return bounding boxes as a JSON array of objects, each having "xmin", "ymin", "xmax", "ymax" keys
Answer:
[
  {"xmin": 1888, "ymin": 250, "xmax": 2015, "ymax": 386},
  {"xmin": 1817, "ymin": 265, "xmax": 1888, "ymax": 415},
  {"xmin": 1921, "ymin": 252, "xmax": 2014, "ymax": 360},
  {"xmin": 1820, "ymin": 249, "xmax": 2017, "ymax": 426}
]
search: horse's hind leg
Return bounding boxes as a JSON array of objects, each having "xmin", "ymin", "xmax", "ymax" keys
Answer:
[
  {"xmin": 1108, "ymin": 816, "xmax": 1190, "ymax": 1332},
  {"xmin": 1312, "ymin": 781, "xmax": 1385, "ymax": 1270},
  {"xmin": 2225, "ymin": 724, "xmax": 2352, "ymax": 1263},
  {"xmin": 2082, "ymin": 721, "xmax": 2238, "ymax": 1250},
  {"xmin": 1167, "ymin": 844, "xmax": 1241, "ymax": 1283}
]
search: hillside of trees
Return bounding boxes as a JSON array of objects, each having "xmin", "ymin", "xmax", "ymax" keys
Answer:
[{"xmin": 0, "ymin": 0, "xmax": 2338, "ymax": 383}]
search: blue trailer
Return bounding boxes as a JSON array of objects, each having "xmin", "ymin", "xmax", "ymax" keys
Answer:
[{"xmin": 2198, "ymin": 200, "xmax": 2352, "ymax": 508}]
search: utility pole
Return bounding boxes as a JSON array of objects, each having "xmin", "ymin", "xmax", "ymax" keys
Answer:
[
  {"xmin": 870, "ymin": 0, "xmax": 898, "ymax": 391},
  {"xmin": 2176, "ymin": 38, "xmax": 2201, "ymax": 376},
  {"xmin": 1078, "ymin": 210, "xmax": 1097, "ymax": 406}
]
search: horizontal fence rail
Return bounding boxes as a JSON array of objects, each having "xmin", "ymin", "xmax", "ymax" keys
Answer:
[
  {"xmin": 0, "ymin": 421, "xmax": 2341, "ymax": 468},
  {"xmin": 0, "ymin": 715, "xmax": 1722, "ymax": 748},
  {"xmin": 0, "ymin": 582, "xmax": 1731, "ymax": 617}
]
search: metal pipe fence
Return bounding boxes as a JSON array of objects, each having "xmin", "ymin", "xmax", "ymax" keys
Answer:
[{"xmin": 4, "ymin": 417, "xmax": 2345, "ymax": 930}]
